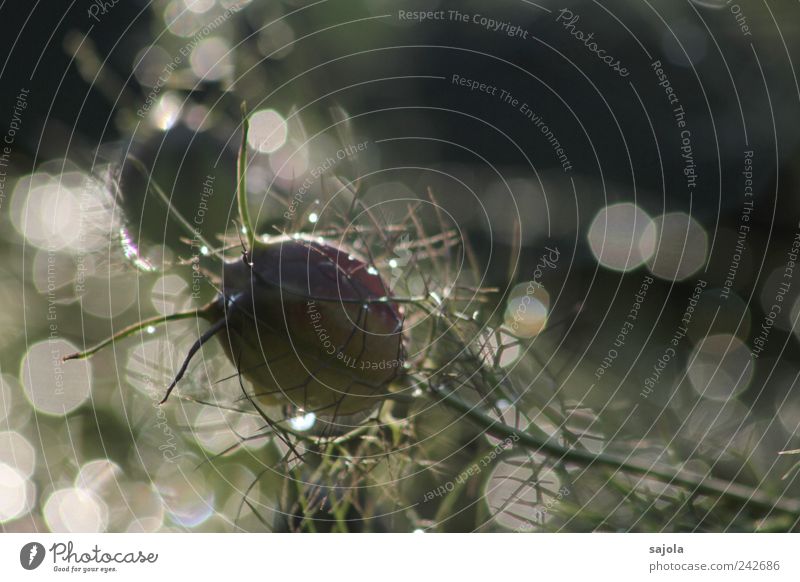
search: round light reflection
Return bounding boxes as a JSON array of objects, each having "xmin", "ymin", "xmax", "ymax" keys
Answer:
[
  {"xmin": 247, "ymin": 109, "xmax": 288, "ymax": 154},
  {"xmin": 588, "ymin": 203, "xmax": 655, "ymax": 272}
]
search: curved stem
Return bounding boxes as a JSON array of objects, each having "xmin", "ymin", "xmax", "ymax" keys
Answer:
[
  {"xmin": 160, "ymin": 316, "xmax": 229, "ymax": 404},
  {"xmin": 62, "ymin": 305, "xmax": 216, "ymax": 362},
  {"xmin": 430, "ymin": 385, "xmax": 800, "ymax": 518}
]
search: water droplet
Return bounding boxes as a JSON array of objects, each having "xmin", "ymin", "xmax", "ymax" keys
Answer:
[{"xmin": 289, "ymin": 411, "xmax": 316, "ymax": 432}]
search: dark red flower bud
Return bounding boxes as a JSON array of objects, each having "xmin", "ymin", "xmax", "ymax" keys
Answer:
[{"xmin": 216, "ymin": 234, "xmax": 404, "ymax": 417}]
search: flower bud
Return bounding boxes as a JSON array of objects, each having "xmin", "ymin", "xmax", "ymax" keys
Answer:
[{"xmin": 216, "ymin": 235, "xmax": 404, "ymax": 417}]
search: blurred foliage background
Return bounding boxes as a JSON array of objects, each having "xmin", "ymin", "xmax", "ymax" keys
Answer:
[{"xmin": 1, "ymin": 0, "xmax": 800, "ymax": 532}]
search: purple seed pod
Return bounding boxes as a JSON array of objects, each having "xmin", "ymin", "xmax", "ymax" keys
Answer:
[{"xmin": 211, "ymin": 235, "xmax": 405, "ymax": 417}]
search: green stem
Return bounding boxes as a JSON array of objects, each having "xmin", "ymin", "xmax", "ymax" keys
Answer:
[
  {"xmin": 430, "ymin": 386, "xmax": 800, "ymax": 518},
  {"xmin": 238, "ymin": 102, "xmax": 255, "ymax": 254},
  {"xmin": 62, "ymin": 308, "xmax": 211, "ymax": 362}
]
